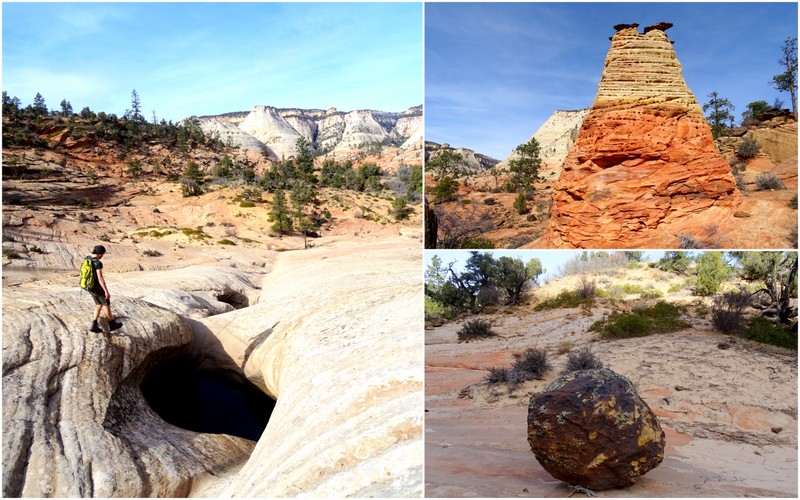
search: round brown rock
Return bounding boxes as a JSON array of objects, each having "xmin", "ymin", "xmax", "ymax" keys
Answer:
[{"xmin": 527, "ymin": 368, "xmax": 665, "ymax": 490}]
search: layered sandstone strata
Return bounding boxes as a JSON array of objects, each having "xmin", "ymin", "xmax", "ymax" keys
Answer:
[{"xmin": 544, "ymin": 24, "xmax": 741, "ymax": 248}]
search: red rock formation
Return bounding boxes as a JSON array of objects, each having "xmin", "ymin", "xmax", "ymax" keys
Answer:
[{"xmin": 544, "ymin": 24, "xmax": 741, "ymax": 248}]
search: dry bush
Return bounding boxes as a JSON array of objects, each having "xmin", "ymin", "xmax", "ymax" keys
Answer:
[
  {"xmin": 562, "ymin": 346, "xmax": 604, "ymax": 374},
  {"xmin": 711, "ymin": 290, "xmax": 751, "ymax": 334},
  {"xmin": 457, "ymin": 319, "xmax": 496, "ymax": 342}
]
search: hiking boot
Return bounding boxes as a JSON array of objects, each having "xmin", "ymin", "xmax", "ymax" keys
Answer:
[
  {"xmin": 109, "ymin": 320, "xmax": 123, "ymax": 331},
  {"xmin": 90, "ymin": 320, "xmax": 102, "ymax": 333}
]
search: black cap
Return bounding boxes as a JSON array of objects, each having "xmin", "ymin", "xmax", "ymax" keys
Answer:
[{"xmin": 92, "ymin": 245, "xmax": 107, "ymax": 255}]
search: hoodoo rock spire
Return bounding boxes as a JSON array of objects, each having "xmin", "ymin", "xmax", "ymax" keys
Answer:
[{"xmin": 544, "ymin": 22, "xmax": 741, "ymax": 248}]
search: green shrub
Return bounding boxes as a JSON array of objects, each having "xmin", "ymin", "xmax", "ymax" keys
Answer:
[
  {"xmin": 755, "ymin": 172, "xmax": 786, "ymax": 191},
  {"xmin": 181, "ymin": 179, "xmax": 204, "ymax": 197},
  {"xmin": 434, "ymin": 176, "xmax": 459, "ymax": 203},
  {"xmin": 656, "ymin": 252, "xmax": 693, "ymax": 274},
  {"xmin": 142, "ymin": 249, "xmax": 162, "ymax": 257},
  {"xmin": 619, "ymin": 283, "xmax": 646, "ymax": 294},
  {"xmin": 457, "ymin": 319, "xmax": 496, "ymax": 342},
  {"xmin": 562, "ymin": 346, "xmax": 604, "ymax": 373},
  {"xmin": 126, "ymin": 159, "xmax": 143, "ymax": 179},
  {"xmin": 239, "ymin": 201, "xmax": 255, "ymax": 208},
  {"xmin": 513, "ymin": 192, "xmax": 529, "ymax": 214},
  {"xmin": 390, "ymin": 197, "xmax": 411, "ymax": 220},
  {"xmin": 590, "ymin": 301, "xmax": 689, "ymax": 338},
  {"xmin": 535, "ymin": 290, "xmax": 594, "ymax": 310},
  {"xmin": 743, "ymin": 317, "xmax": 796, "ymax": 349},
  {"xmin": 3, "ymin": 249, "xmax": 21, "ymax": 259},
  {"xmin": 217, "ymin": 239, "xmax": 236, "ymax": 246},
  {"xmin": 180, "ymin": 227, "xmax": 208, "ymax": 239},
  {"xmin": 736, "ymin": 136, "xmax": 761, "ymax": 159},
  {"xmin": 459, "ymin": 237, "xmax": 495, "ymax": 249},
  {"xmin": 641, "ymin": 289, "xmax": 664, "ymax": 299},
  {"xmin": 693, "ymin": 252, "xmax": 730, "ymax": 296}
]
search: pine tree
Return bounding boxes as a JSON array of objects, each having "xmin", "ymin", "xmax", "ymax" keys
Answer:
[
  {"xmin": 771, "ymin": 37, "xmax": 798, "ymax": 119},
  {"xmin": 32, "ymin": 92, "xmax": 47, "ymax": 116},
  {"xmin": 130, "ymin": 89, "xmax": 144, "ymax": 122},
  {"xmin": 294, "ymin": 137, "xmax": 316, "ymax": 184},
  {"xmin": 508, "ymin": 137, "xmax": 542, "ymax": 193},
  {"xmin": 59, "ymin": 99, "xmax": 73, "ymax": 117},
  {"xmin": 270, "ymin": 189, "xmax": 293, "ymax": 235}
]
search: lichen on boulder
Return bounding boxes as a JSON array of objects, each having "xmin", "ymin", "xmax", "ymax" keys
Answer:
[{"xmin": 527, "ymin": 368, "xmax": 665, "ymax": 490}]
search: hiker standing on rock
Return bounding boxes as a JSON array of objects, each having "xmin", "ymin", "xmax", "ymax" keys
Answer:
[{"xmin": 81, "ymin": 245, "xmax": 123, "ymax": 333}]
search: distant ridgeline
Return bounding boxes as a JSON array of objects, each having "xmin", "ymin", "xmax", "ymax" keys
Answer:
[{"xmin": 196, "ymin": 105, "xmax": 423, "ymax": 160}]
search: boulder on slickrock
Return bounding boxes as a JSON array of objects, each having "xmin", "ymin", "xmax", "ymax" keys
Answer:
[{"xmin": 527, "ymin": 368, "xmax": 665, "ymax": 490}]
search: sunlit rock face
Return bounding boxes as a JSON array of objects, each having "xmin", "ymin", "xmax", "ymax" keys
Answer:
[{"xmin": 544, "ymin": 23, "xmax": 740, "ymax": 248}]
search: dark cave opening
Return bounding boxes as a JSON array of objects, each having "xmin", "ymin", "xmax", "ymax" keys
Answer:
[
  {"xmin": 216, "ymin": 291, "xmax": 249, "ymax": 309},
  {"xmin": 140, "ymin": 356, "xmax": 275, "ymax": 441}
]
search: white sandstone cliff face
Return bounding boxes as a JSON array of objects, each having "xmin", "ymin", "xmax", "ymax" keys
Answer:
[
  {"xmin": 238, "ymin": 106, "xmax": 305, "ymax": 159},
  {"xmin": 395, "ymin": 115, "xmax": 423, "ymax": 150},
  {"xmin": 196, "ymin": 117, "xmax": 271, "ymax": 156},
  {"xmin": 2, "ymin": 241, "xmax": 423, "ymax": 498},
  {"xmin": 335, "ymin": 110, "xmax": 390, "ymax": 150},
  {"xmin": 283, "ymin": 113, "xmax": 318, "ymax": 145},
  {"xmin": 198, "ymin": 105, "xmax": 422, "ymax": 161},
  {"xmin": 498, "ymin": 109, "xmax": 589, "ymax": 178}
]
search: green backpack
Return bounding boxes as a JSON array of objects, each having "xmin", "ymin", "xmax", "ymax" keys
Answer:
[{"xmin": 79, "ymin": 256, "xmax": 95, "ymax": 290}]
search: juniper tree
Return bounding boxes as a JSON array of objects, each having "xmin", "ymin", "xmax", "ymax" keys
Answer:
[{"xmin": 703, "ymin": 91, "xmax": 735, "ymax": 138}]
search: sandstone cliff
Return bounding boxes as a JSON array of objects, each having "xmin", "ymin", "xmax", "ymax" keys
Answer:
[
  {"xmin": 497, "ymin": 109, "xmax": 589, "ymax": 180},
  {"xmin": 237, "ymin": 106, "xmax": 306, "ymax": 160},
  {"xmin": 425, "ymin": 141, "xmax": 499, "ymax": 176},
  {"xmin": 544, "ymin": 24, "xmax": 741, "ymax": 248}
]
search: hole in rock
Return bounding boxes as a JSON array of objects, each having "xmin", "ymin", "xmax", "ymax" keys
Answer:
[
  {"xmin": 141, "ymin": 356, "xmax": 275, "ymax": 441},
  {"xmin": 215, "ymin": 291, "xmax": 249, "ymax": 309}
]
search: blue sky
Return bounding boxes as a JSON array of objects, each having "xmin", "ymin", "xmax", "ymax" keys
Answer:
[
  {"xmin": 426, "ymin": 2, "xmax": 798, "ymax": 159},
  {"xmin": 2, "ymin": 2, "xmax": 422, "ymax": 122},
  {"xmin": 425, "ymin": 250, "xmax": 668, "ymax": 283}
]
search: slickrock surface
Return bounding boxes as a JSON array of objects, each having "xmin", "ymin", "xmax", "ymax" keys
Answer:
[
  {"xmin": 426, "ymin": 270, "xmax": 797, "ymax": 497},
  {"xmin": 544, "ymin": 25, "xmax": 741, "ymax": 248},
  {"xmin": 2, "ymin": 275, "xmax": 260, "ymax": 497},
  {"xmin": 199, "ymin": 241, "xmax": 424, "ymax": 497}
]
